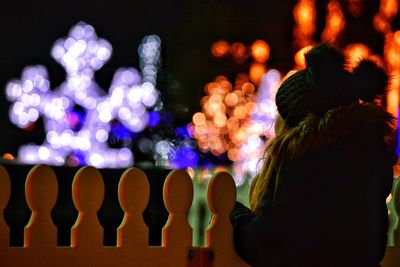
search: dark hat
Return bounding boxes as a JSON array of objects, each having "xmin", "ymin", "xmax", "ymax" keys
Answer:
[{"xmin": 275, "ymin": 43, "xmax": 388, "ymax": 127}]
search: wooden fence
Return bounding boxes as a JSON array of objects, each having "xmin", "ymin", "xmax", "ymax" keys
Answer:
[{"xmin": 0, "ymin": 164, "xmax": 399, "ymax": 266}]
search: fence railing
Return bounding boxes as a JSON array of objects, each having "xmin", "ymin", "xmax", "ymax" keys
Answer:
[{"xmin": 0, "ymin": 164, "xmax": 399, "ymax": 267}]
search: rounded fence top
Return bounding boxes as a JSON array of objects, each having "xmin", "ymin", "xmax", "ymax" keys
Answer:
[
  {"xmin": 0, "ymin": 165, "xmax": 10, "ymax": 210},
  {"xmin": 163, "ymin": 169, "xmax": 193, "ymax": 214},
  {"xmin": 118, "ymin": 167, "xmax": 150, "ymax": 213},
  {"xmin": 72, "ymin": 166, "xmax": 105, "ymax": 212},
  {"xmin": 207, "ymin": 171, "xmax": 236, "ymax": 215},
  {"xmin": 26, "ymin": 165, "xmax": 58, "ymax": 212}
]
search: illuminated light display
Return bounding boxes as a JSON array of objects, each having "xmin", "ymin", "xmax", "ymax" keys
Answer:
[
  {"xmin": 371, "ymin": 0, "xmax": 400, "ymax": 161},
  {"xmin": 200, "ymin": 0, "xmax": 400, "ymax": 184},
  {"xmin": 293, "ymin": 0, "xmax": 399, "ymax": 120},
  {"xmin": 233, "ymin": 69, "xmax": 281, "ymax": 185},
  {"xmin": 321, "ymin": 0, "xmax": 345, "ymax": 43},
  {"xmin": 374, "ymin": 0, "xmax": 398, "ymax": 34},
  {"xmin": 151, "ymin": 123, "xmax": 199, "ymax": 169},
  {"xmin": 190, "ymin": 74, "xmax": 258, "ymax": 160},
  {"xmin": 293, "ymin": 0, "xmax": 316, "ymax": 50},
  {"xmin": 194, "ymin": 39, "xmax": 278, "ymax": 185},
  {"xmin": 5, "ymin": 22, "xmax": 161, "ymax": 168},
  {"xmin": 292, "ymin": 0, "xmax": 317, "ymax": 70},
  {"xmin": 3, "ymin": 1, "xmax": 400, "ymax": 180},
  {"xmin": 373, "ymin": 0, "xmax": 400, "ymax": 120}
]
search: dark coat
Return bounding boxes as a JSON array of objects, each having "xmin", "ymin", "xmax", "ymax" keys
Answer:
[{"xmin": 231, "ymin": 104, "xmax": 396, "ymax": 267}]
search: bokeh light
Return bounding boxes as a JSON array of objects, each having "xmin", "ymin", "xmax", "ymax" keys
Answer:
[
  {"xmin": 294, "ymin": 45, "xmax": 313, "ymax": 69},
  {"xmin": 344, "ymin": 43, "xmax": 372, "ymax": 69},
  {"xmin": 230, "ymin": 42, "xmax": 247, "ymax": 62},
  {"xmin": 5, "ymin": 21, "xmax": 162, "ymax": 168},
  {"xmin": 251, "ymin": 40, "xmax": 270, "ymax": 63},
  {"xmin": 249, "ymin": 63, "xmax": 267, "ymax": 85},
  {"xmin": 4, "ymin": 1, "xmax": 400, "ymax": 184},
  {"xmin": 372, "ymin": 0, "xmax": 400, "ymax": 120},
  {"xmin": 211, "ymin": 40, "xmax": 230, "ymax": 57},
  {"xmin": 321, "ymin": 0, "xmax": 345, "ymax": 43},
  {"xmin": 293, "ymin": 0, "xmax": 316, "ymax": 50},
  {"xmin": 191, "ymin": 75, "xmax": 258, "ymax": 158},
  {"xmin": 3, "ymin": 153, "xmax": 15, "ymax": 160}
]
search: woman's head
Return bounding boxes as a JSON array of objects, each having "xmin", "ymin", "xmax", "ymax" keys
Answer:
[
  {"xmin": 275, "ymin": 43, "xmax": 388, "ymax": 127},
  {"xmin": 249, "ymin": 43, "xmax": 390, "ymax": 213}
]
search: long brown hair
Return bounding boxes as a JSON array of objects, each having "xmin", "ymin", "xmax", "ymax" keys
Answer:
[
  {"xmin": 249, "ymin": 115, "xmax": 292, "ymax": 213},
  {"xmin": 249, "ymin": 103, "xmax": 397, "ymax": 213}
]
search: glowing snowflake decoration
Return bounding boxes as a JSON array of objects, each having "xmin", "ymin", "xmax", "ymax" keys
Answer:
[{"xmin": 6, "ymin": 21, "xmax": 161, "ymax": 168}]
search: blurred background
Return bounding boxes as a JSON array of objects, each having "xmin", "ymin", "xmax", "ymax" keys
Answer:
[
  {"xmin": 1, "ymin": 0, "xmax": 400, "ymax": 246},
  {"xmin": 1, "ymin": 1, "xmax": 399, "ymax": 174}
]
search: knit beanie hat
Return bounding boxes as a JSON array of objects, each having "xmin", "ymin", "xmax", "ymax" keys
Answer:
[{"xmin": 275, "ymin": 43, "xmax": 388, "ymax": 127}]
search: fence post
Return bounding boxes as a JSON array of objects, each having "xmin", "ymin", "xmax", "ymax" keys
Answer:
[
  {"xmin": 162, "ymin": 169, "xmax": 194, "ymax": 266},
  {"xmin": 205, "ymin": 172, "xmax": 250, "ymax": 267},
  {"xmin": 0, "ymin": 165, "xmax": 10, "ymax": 247}
]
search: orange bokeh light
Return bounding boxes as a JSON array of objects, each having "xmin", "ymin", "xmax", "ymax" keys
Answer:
[
  {"xmin": 225, "ymin": 93, "xmax": 239, "ymax": 107},
  {"xmin": 233, "ymin": 105, "xmax": 247, "ymax": 120},
  {"xmin": 294, "ymin": 46, "xmax": 313, "ymax": 68},
  {"xmin": 193, "ymin": 69, "xmax": 259, "ymax": 156},
  {"xmin": 249, "ymin": 63, "xmax": 266, "ymax": 85},
  {"xmin": 293, "ymin": 0, "xmax": 316, "ymax": 49},
  {"xmin": 228, "ymin": 147, "xmax": 240, "ymax": 161},
  {"xmin": 251, "ymin": 40, "xmax": 270, "ymax": 63},
  {"xmin": 194, "ymin": 0, "xmax": 400, "ymax": 169},
  {"xmin": 3, "ymin": 153, "xmax": 15, "ymax": 160},
  {"xmin": 211, "ymin": 40, "xmax": 230, "ymax": 57},
  {"xmin": 374, "ymin": 0, "xmax": 398, "ymax": 34},
  {"xmin": 321, "ymin": 0, "xmax": 345, "ymax": 43},
  {"xmin": 394, "ymin": 31, "xmax": 400, "ymax": 45},
  {"xmin": 344, "ymin": 43, "xmax": 372, "ymax": 69},
  {"xmin": 232, "ymin": 128, "xmax": 247, "ymax": 145},
  {"xmin": 242, "ymin": 82, "xmax": 256, "ymax": 95},
  {"xmin": 374, "ymin": 15, "xmax": 390, "ymax": 33},
  {"xmin": 209, "ymin": 94, "xmax": 223, "ymax": 104},
  {"xmin": 230, "ymin": 42, "xmax": 247, "ymax": 62},
  {"xmin": 382, "ymin": 0, "xmax": 398, "ymax": 20},
  {"xmin": 214, "ymin": 112, "xmax": 227, "ymax": 128},
  {"xmin": 193, "ymin": 112, "xmax": 206, "ymax": 125},
  {"xmin": 245, "ymin": 102, "xmax": 258, "ymax": 115}
]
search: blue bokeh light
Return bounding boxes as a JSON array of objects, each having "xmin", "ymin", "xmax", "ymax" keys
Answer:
[
  {"xmin": 175, "ymin": 125, "xmax": 191, "ymax": 140},
  {"xmin": 148, "ymin": 111, "xmax": 161, "ymax": 128},
  {"xmin": 171, "ymin": 146, "xmax": 199, "ymax": 168},
  {"xmin": 110, "ymin": 120, "xmax": 132, "ymax": 141}
]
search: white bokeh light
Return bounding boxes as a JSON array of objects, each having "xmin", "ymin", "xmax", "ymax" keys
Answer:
[
  {"xmin": 233, "ymin": 69, "xmax": 281, "ymax": 185},
  {"xmin": 5, "ymin": 21, "xmax": 162, "ymax": 168}
]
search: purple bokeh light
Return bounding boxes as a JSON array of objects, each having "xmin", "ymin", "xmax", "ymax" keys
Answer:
[{"xmin": 5, "ymin": 21, "xmax": 162, "ymax": 168}]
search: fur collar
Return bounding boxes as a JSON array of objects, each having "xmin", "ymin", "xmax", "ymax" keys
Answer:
[{"xmin": 279, "ymin": 103, "xmax": 396, "ymax": 158}]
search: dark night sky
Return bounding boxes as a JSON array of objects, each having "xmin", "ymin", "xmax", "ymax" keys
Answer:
[{"xmin": 0, "ymin": 0, "xmax": 396, "ymax": 155}]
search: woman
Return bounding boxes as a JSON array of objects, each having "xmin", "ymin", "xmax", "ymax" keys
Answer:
[{"xmin": 230, "ymin": 43, "xmax": 397, "ymax": 267}]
